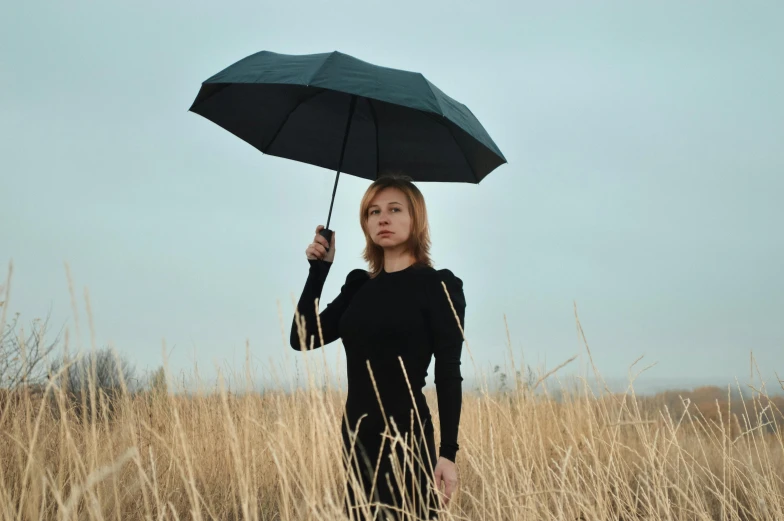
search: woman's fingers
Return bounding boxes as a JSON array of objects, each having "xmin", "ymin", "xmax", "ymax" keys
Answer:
[
  {"xmin": 444, "ymin": 478, "xmax": 457, "ymax": 503},
  {"xmin": 313, "ymin": 227, "xmax": 330, "ymax": 248},
  {"xmin": 306, "ymin": 243, "xmax": 327, "ymax": 258},
  {"xmin": 306, "ymin": 225, "xmax": 334, "ymax": 262},
  {"xmin": 434, "ymin": 461, "xmax": 457, "ymax": 506},
  {"xmin": 434, "ymin": 467, "xmax": 445, "ymax": 504}
]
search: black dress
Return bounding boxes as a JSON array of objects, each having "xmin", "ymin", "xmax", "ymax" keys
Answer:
[{"xmin": 290, "ymin": 258, "xmax": 466, "ymax": 521}]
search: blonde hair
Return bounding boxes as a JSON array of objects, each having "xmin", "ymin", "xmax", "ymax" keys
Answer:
[{"xmin": 359, "ymin": 172, "xmax": 433, "ymax": 278}]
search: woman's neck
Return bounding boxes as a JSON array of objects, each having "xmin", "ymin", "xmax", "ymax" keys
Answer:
[{"xmin": 383, "ymin": 251, "xmax": 416, "ymax": 273}]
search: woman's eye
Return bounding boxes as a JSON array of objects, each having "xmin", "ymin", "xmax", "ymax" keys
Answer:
[{"xmin": 369, "ymin": 208, "xmax": 399, "ymax": 215}]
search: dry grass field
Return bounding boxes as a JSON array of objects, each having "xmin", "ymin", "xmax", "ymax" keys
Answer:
[
  {"xmin": 1, "ymin": 345, "xmax": 783, "ymax": 521},
  {"xmin": 1, "ymin": 266, "xmax": 782, "ymax": 520}
]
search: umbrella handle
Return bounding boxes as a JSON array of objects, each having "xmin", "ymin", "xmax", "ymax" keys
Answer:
[{"xmin": 319, "ymin": 228, "xmax": 334, "ymax": 252}]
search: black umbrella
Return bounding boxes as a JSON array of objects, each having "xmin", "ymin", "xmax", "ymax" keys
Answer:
[{"xmin": 189, "ymin": 50, "xmax": 506, "ymax": 248}]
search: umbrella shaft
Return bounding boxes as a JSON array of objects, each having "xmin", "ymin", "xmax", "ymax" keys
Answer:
[{"xmin": 326, "ymin": 94, "xmax": 358, "ymax": 231}]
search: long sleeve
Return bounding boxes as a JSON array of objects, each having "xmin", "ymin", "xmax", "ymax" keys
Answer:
[
  {"xmin": 426, "ymin": 269, "xmax": 467, "ymax": 462},
  {"xmin": 289, "ymin": 259, "xmax": 368, "ymax": 351}
]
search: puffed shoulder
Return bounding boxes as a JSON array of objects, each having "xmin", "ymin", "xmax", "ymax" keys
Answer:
[
  {"xmin": 346, "ymin": 268, "xmax": 370, "ymax": 284},
  {"xmin": 432, "ymin": 269, "xmax": 466, "ymax": 310},
  {"xmin": 307, "ymin": 259, "xmax": 369, "ymax": 287},
  {"xmin": 426, "ymin": 269, "xmax": 466, "ymax": 348}
]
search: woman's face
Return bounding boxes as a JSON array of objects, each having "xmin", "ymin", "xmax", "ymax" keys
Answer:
[{"xmin": 367, "ymin": 187, "xmax": 412, "ymax": 249}]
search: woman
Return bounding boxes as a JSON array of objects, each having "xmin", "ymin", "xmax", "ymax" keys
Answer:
[{"xmin": 290, "ymin": 173, "xmax": 466, "ymax": 521}]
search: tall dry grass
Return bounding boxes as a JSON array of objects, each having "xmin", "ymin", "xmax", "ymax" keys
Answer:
[
  {"xmin": 1, "ymin": 341, "xmax": 783, "ymax": 520},
  {"xmin": 1, "ymin": 262, "xmax": 783, "ymax": 520}
]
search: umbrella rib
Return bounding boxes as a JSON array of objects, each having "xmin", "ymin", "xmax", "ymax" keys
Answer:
[
  {"xmin": 421, "ymin": 76, "xmax": 447, "ymax": 117},
  {"xmin": 307, "ymin": 51, "xmax": 337, "ymax": 85},
  {"xmin": 367, "ymin": 98, "xmax": 380, "ymax": 178},
  {"xmin": 262, "ymin": 88, "xmax": 326, "ymax": 154},
  {"xmin": 188, "ymin": 83, "xmax": 231, "ymax": 112},
  {"xmin": 445, "ymin": 123, "xmax": 479, "ymax": 182}
]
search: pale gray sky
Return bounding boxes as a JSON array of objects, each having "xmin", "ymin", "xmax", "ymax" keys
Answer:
[{"xmin": 1, "ymin": 1, "xmax": 782, "ymax": 394}]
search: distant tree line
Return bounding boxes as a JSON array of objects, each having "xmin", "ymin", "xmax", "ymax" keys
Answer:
[{"xmin": 1, "ymin": 310, "xmax": 167, "ymax": 421}]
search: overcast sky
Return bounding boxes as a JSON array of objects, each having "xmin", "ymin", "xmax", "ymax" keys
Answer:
[{"xmin": 1, "ymin": 1, "xmax": 782, "ymax": 394}]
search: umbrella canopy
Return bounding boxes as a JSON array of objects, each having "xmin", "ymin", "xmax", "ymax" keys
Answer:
[{"xmin": 188, "ymin": 50, "xmax": 506, "ymax": 243}]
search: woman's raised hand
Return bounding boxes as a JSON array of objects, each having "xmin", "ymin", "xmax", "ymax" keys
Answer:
[{"xmin": 305, "ymin": 225, "xmax": 336, "ymax": 263}]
